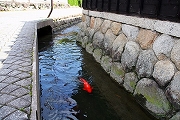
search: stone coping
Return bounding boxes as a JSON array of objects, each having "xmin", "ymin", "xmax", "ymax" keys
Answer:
[{"xmin": 83, "ymin": 10, "xmax": 180, "ymax": 38}]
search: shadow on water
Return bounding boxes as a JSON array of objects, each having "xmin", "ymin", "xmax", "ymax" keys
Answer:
[{"xmin": 38, "ymin": 25, "xmax": 156, "ymax": 120}]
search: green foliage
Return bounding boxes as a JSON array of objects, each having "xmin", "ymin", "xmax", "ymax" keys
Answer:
[{"xmin": 68, "ymin": 0, "xmax": 82, "ymax": 7}]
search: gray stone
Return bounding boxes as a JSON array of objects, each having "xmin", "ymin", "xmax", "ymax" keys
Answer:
[
  {"xmin": 110, "ymin": 62, "xmax": 125, "ymax": 84},
  {"xmin": 153, "ymin": 34, "xmax": 175, "ymax": 60},
  {"xmin": 3, "ymin": 77, "xmax": 19, "ymax": 84},
  {"xmin": 92, "ymin": 31, "xmax": 104, "ymax": 48},
  {"xmin": 85, "ymin": 15, "xmax": 90, "ymax": 27},
  {"xmin": 104, "ymin": 29, "xmax": 117, "ymax": 54},
  {"xmin": 93, "ymin": 48, "xmax": 103, "ymax": 63},
  {"xmin": 8, "ymin": 97, "xmax": 31, "ymax": 108},
  {"xmin": 122, "ymin": 24, "xmax": 139, "ymax": 41},
  {"xmin": 170, "ymin": 112, "xmax": 180, "ymax": 120},
  {"xmin": 134, "ymin": 78, "xmax": 171, "ymax": 116},
  {"xmin": 101, "ymin": 55, "xmax": 112, "ymax": 73},
  {"xmin": 88, "ymin": 28, "xmax": 95, "ymax": 41},
  {"xmin": 14, "ymin": 78, "xmax": 32, "ymax": 88},
  {"xmin": 123, "ymin": 72, "xmax": 138, "ymax": 93},
  {"xmin": 94, "ymin": 18, "xmax": 103, "ymax": 31},
  {"xmin": 84, "ymin": 27, "xmax": 91, "ymax": 36},
  {"xmin": 8, "ymin": 70, "xmax": 22, "ymax": 77},
  {"xmin": 101, "ymin": 20, "xmax": 112, "ymax": 34},
  {"xmin": 0, "ymin": 94, "xmax": 15, "ymax": 105},
  {"xmin": 0, "ymin": 106, "xmax": 16, "ymax": 119},
  {"xmin": 136, "ymin": 49, "xmax": 158, "ymax": 78},
  {"xmin": 112, "ymin": 33, "xmax": 127, "ymax": 61},
  {"xmin": 153, "ymin": 60, "xmax": 175, "ymax": 87},
  {"xmin": 4, "ymin": 110, "xmax": 28, "ymax": 120},
  {"xmin": 0, "ymin": 83, "xmax": 8, "ymax": 91},
  {"xmin": 86, "ymin": 43, "xmax": 94, "ymax": 54},
  {"xmin": 10, "ymin": 87, "xmax": 29, "ymax": 97},
  {"xmin": 166, "ymin": 71, "xmax": 180, "ymax": 110},
  {"xmin": 81, "ymin": 36, "xmax": 89, "ymax": 48},
  {"xmin": 110, "ymin": 22, "xmax": 122, "ymax": 35},
  {"xmin": 171, "ymin": 40, "xmax": 180, "ymax": 71},
  {"xmin": 1, "ymin": 84, "xmax": 20, "ymax": 94},
  {"xmin": 15, "ymin": 72, "xmax": 31, "ymax": 79},
  {"xmin": 121, "ymin": 41, "xmax": 140, "ymax": 71}
]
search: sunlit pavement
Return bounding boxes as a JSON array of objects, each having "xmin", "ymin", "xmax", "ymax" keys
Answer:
[{"xmin": 0, "ymin": 7, "xmax": 82, "ymax": 120}]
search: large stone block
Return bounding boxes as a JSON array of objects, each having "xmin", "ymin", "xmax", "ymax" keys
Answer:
[
  {"xmin": 101, "ymin": 55, "xmax": 112, "ymax": 73},
  {"xmin": 153, "ymin": 60, "xmax": 175, "ymax": 87},
  {"xmin": 81, "ymin": 36, "xmax": 89, "ymax": 48},
  {"xmin": 104, "ymin": 29, "xmax": 117, "ymax": 55},
  {"xmin": 101, "ymin": 20, "xmax": 112, "ymax": 34},
  {"xmin": 92, "ymin": 31, "xmax": 104, "ymax": 48},
  {"xmin": 153, "ymin": 34, "xmax": 175, "ymax": 60},
  {"xmin": 121, "ymin": 41, "xmax": 140, "ymax": 71},
  {"xmin": 123, "ymin": 72, "xmax": 138, "ymax": 93},
  {"xmin": 112, "ymin": 33, "xmax": 127, "ymax": 61},
  {"xmin": 94, "ymin": 18, "xmax": 103, "ymax": 31},
  {"xmin": 82, "ymin": 14, "xmax": 86, "ymax": 22},
  {"xmin": 90, "ymin": 17, "xmax": 95, "ymax": 28},
  {"xmin": 171, "ymin": 40, "xmax": 180, "ymax": 71},
  {"xmin": 93, "ymin": 48, "xmax": 103, "ymax": 63},
  {"xmin": 170, "ymin": 111, "xmax": 180, "ymax": 120},
  {"xmin": 86, "ymin": 43, "xmax": 94, "ymax": 54},
  {"xmin": 166, "ymin": 71, "xmax": 180, "ymax": 110},
  {"xmin": 110, "ymin": 62, "xmax": 125, "ymax": 84},
  {"xmin": 136, "ymin": 49, "xmax": 158, "ymax": 78},
  {"xmin": 88, "ymin": 28, "xmax": 95, "ymax": 41},
  {"xmin": 134, "ymin": 78, "xmax": 171, "ymax": 117},
  {"xmin": 110, "ymin": 22, "xmax": 122, "ymax": 36},
  {"xmin": 136, "ymin": 29, "xmax": 158, "ymax": 49},
  {"xmin": 85, "ymin": 15, "xmax": 91, "ymax": 27},
  {"xmin": 122, "ymin": 24, "xmax": 139, "ymax": 41}
]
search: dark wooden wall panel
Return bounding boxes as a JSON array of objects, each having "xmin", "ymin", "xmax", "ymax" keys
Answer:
[
  {"xmin": 82, "ymin": 0, "xmax": 180, "ymax": 22},
  {"xmin": 110, "ymin": 0, "xmax": 118, "ymax": 13},
  {"xmin": 97, "ymin": 0, "xmax": 103, "ymax": 11},
  {"xmin": 129, "ymin": 0, "xmax": 142, "ymax": 14},
  {"xmin": 160, "ymin": 0, "xmax": 180, "ymax": 19},
  {"xmin": 141, "ymin": 0, "xmax": 160, "ymax": 16},
  {"xmin": 118, "ymin": 0, "xmax": 129, "ymax": 13},
  {"xmin": 87, "ymin": 0, "xmax": 91, "ymax": 9},
  {"xmin": 82, "ymin": 0, "xmax": 87, "ymax": 9},
  {"xmin": 103, "ymin": 0, "xmax": 110, "ymax": 12},
  {"xmin": 91, "ymin": 0, "xmax": 97, "ymax": 10}
]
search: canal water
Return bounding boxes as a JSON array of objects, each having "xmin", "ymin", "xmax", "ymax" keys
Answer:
[{"xmin": 38, "ymin": 25, "xmax": 156, "ymax": 120}]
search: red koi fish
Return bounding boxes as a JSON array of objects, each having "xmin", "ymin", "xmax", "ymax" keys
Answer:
[{"xmin": 79, "ymin": 77, "xmax": 93, "ymax": 93}]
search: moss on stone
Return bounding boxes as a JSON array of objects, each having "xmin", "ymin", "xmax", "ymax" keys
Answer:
[
  {"xmin": 57, "ymin": 38, "xmax": 71, "ymax": 44},
  {"xmin": 130, "ymin": 80, "xmax": 136, "ymax": 89},
  {"xmin": 111, "ymin": 64, "xmax": 125, "ymax": 77},
  {"xmin": 93, "ymin": 48, "xmax": 103, "ymax": 63}
]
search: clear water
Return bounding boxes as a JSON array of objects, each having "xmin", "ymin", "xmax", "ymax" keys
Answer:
[{"xmin": 38, "ymin": 25, "xmax": 156, "ymax": 120}]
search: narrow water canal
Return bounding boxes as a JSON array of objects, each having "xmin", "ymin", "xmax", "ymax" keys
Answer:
[{"xmin": 38, "ymin": 25, "xmax": 156, "ymax": 120}]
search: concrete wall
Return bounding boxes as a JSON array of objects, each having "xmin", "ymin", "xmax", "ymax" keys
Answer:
[
  {"xmin": 77, "ymin": 9, "xmax": 180, "ymax": 119},
  {"xmin": 0, "ymin": 0, "xmax": 68, "ymax": 3},
  {"xmin": 0, "ymin": 0, "xmax": 69, "ymax": 11}
]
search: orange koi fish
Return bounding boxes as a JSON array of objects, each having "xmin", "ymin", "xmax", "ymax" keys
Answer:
[{"xmin": 79, "ymin": 77, "xmax": 93, "ymax": 93}]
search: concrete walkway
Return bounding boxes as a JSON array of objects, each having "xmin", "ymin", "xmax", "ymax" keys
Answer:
[{"xmin": 0, "ymin": 8, "xmax": 82, "ymax": 120}]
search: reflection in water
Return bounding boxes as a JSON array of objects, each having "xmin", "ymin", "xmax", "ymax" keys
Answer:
[{"xmin": 39, "ymin": 25, "xmax": 156, "ymax": 120}]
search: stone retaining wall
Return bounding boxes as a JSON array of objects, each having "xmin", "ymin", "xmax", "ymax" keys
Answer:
[
  {"xmin": 53, "ymin": 16, "xmax": 82, "ymax": 32},
  {"xmin": 77, "ymin": 10, "xmax": 180, "ymax": 119},
  {"xmin": 0, "ymin": 1, "xmax": 69, "ymax": 11}
]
